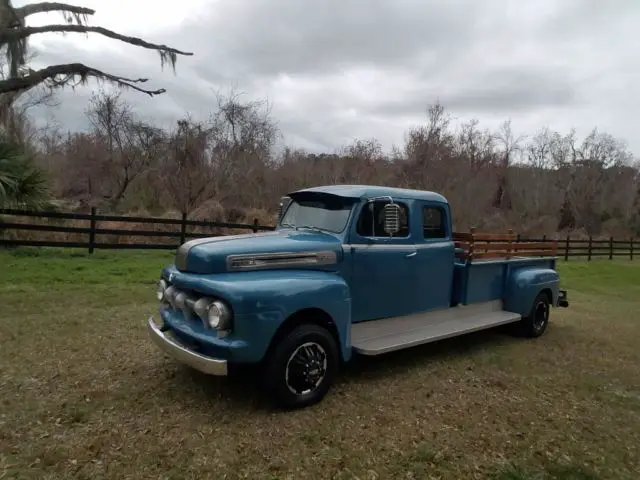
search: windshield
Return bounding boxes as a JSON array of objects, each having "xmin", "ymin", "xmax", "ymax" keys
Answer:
[{"xmin": 280, "ymin": 196, "xmax": 353, "ymax": 233}]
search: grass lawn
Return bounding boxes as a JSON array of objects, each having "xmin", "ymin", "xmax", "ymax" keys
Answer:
[{"xmin": 1, "ymin": 248, "xmax": 639, "ymax": 479}]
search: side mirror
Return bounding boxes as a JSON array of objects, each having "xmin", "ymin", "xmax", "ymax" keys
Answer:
[{"xmin": 383, "ymin": 203, "xmax": 401, "ymax": 236}]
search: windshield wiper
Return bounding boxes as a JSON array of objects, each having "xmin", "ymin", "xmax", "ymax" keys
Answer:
[
  {"xmin": 295, "ymin": 225, "xmax": 324, "ymax": 232},
  {"xmin": 280, "ymin": 222, "xmax": 324, "ymax": 232}
]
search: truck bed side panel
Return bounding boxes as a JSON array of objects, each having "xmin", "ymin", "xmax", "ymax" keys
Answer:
[
  {"xmin": 456, "ymin": 257, "xmax": 559, "ymax": 311},
  {"xmin": 459, "ymin": 261, "xmax": 508, "ymax": 305}
]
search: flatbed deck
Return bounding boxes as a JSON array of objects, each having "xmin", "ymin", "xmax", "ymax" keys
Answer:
[{"xmin": 351, "ymin": 300, "xmax": 521, "ymax": 355}]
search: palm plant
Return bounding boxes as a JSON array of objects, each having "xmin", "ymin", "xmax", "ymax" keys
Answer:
[{"xmin": 0, "ymin": 137, "xmax": 49, "ymax": 208}]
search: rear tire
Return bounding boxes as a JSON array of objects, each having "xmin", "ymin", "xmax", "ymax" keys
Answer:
[
  {"xmin": 261, "ymin": 324, "xmax": 339, "ymax": 409},
  {"xmin": 518, "ymin": 291, "xmax": 551, "ymax": 338}
]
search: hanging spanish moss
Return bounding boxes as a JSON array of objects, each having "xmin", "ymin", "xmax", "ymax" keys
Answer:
[{"xmin": 0, "ymin": 0, "xmax": 192, "ymax": 98}]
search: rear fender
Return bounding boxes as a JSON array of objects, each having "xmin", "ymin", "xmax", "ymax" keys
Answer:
[{"xmin": 503, "ymin": 267, "xmax": 560, "ymax": 317}]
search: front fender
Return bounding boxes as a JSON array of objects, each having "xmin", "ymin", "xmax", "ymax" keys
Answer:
[
  {"xmin": 162, "ymin": 266, "xmax": 352, "ymax": 362},
  {"xmin": 504, "ymin": 267, "xmax": 559, "ymax": 316}
]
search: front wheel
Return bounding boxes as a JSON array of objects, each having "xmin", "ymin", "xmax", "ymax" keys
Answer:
[
  {"xmin": 261, "ymin": 324, "xmax": 339, "ymax": 409},
  {"xmin": 518, "ymin": 291, "xmax": 551, "ymax": 338}
]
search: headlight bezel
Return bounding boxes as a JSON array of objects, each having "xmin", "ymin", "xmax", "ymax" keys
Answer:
[{"xmin": 207, "ymin": 300, "xmax": 232, "ymax": 330}]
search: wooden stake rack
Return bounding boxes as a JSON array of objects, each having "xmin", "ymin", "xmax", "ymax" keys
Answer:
[{"xmin": 452, "ymin": 228, "xmax": 558, "ymax": 261}]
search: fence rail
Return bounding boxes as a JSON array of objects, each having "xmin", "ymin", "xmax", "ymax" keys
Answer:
[
  {"xmin": 0, "ymin": 208, "xmax": 637, "ymax": 260},
  {"xmin": 0, "ymin": 208, "xmax": 275, "ymax": 253}
]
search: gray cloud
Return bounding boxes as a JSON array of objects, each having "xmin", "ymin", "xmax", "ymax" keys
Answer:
[
  {"xmin": 20, "ymin": 0, "xmax": 640, "ymax": 155},
  {"xmin": 372, "ymin": 67, "xmax": 581, "ymax": 117},
  {"xmin": 178, "ymin": 0, "xmax": 486, "ymax": 78}
]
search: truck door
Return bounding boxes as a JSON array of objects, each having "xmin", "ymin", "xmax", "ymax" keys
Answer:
[
  {"xmin": 348, "ymin": 199, "xmax": 418, "ymax": 322},
  {"xmin": 413, "ymin": 202, "xmax": 455, "ymax": 311}
]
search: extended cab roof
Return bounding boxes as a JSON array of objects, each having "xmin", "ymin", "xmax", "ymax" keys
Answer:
[{"xmin": 288, "ymin": 185, "xmax": 448, "ymax": 204}]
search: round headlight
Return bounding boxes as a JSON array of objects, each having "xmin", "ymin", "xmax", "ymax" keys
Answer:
[
  {"xmin": 175, "ymin": 292, "xmax": 187, "ymax": 310},
  {"xmin": 193, "ymin": 297, "xmax": 213, "ymax": 319},
  {"xmin": 164, "ymin": 286, "xmax": 176, "ymax": 305},
  {"xmin": 156, "ymin": 279, "xmax": 167, "ymax": 301},
  {"xmin": 207, "ymin": 300, "xmax": 231, "ymax": 330}
]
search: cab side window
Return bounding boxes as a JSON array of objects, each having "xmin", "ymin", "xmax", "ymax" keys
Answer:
[
  {"xmin": 423, "ymin": 207, "xmax": 446, "ymax": 239},
  {"xmin": 356, "ymin": 200, "xmax": 410, "ymax": 237}
]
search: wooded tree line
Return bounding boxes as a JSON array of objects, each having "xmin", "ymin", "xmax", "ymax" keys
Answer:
[
  {"xmin": 0, "ymin": 1, "xmax": 638, "ymax": 238},
  {"xmin": 8, "ymin": 90, "xmax": 639, "ymax": 238}
]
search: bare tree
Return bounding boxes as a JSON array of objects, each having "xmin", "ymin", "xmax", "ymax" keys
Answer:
[
  {"xmin": 402, "ymin": 101, "xmax": 455, "ymax": 190},
  {"xmin": 55, "ymin": 131, "xmax": 103, "ymax": 203},
  {"xmin": 84, "ymin": 89, "xmax": 157, "ymax": 207},
  {"xmin": 510, "ymin": 127, "xmax": 556, "ymax": 217},
  {"xmin": 549, "ymin": 128, "xmax": 635, "ymax": 234},
  {"xmin": 456, "ymin": 118, "xmax": 495, "ymax": 172},
  {"xmin": 207, "ymin": 89, "xmax": 279, "ymax": 207},
  {"xmin": 492, "ymin": 119, "xmax": 525, "ymax": 210},
  {"xmin": 161, "ymin": 117, "xmax": 213, "ymax": 215},
  {"xmin": 525, "ymin": 127, "xmax": 553, "ymax": 170},
  {"xmin": 0, "ymin": 0, "xmax": 193, "ymax": 97},
  {"xmin": 337, "ymin": 138, "xmax": 386, "ymax": 184}
]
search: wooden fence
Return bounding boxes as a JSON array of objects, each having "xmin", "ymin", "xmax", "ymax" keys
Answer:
[
  {"xmin": 517, "ymin": 235, "xmax": 636, "ymax": 261},
  {"xmin": 0, "ymin": 208, "xmax": 637, "ymax": 260},
  {"xmin": 0, "ymin": 208, "xmax": 275, "ymax": 253}
]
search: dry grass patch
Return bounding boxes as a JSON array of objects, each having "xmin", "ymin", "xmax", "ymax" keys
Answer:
[{"xmin": 1, "ymin": 250, "xmax": 639, "ymax": 479}]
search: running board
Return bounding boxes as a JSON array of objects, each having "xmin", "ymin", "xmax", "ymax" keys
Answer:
[{"xmin": 351, "ymin": 300, "xmax": 521, "ymax": 355}]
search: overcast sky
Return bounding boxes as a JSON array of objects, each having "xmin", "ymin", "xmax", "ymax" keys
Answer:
[{"xmin": 15, "ymin": 0, "xmax": 640, "ymax": 155}]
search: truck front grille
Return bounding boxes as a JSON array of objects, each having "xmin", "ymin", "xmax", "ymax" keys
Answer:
[{"xmin": 163, "ymin": 285, "xmax": 202, "ymax": 325}]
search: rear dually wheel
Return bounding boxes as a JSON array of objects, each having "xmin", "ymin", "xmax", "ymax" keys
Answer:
[{"xmin": 519, "ymin": 291, "xmax": 551, "ymax": 338}]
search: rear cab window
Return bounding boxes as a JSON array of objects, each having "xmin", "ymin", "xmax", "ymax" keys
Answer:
[
  {"xmin": 356, "ymin": 200, "xmax": 410, "ymax": 238},
  {"xmin": 422, "ymin": 205, "xmax": 447, "ymax": 240}
]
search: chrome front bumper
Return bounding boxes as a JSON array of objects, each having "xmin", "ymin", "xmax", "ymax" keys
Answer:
[{"xmin": 147, "ymin": 317, "xmax": 228, "ymax": 376}]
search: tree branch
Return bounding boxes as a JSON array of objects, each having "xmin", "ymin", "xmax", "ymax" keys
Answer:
[
  {"xmin": 0, "ymin": 63, "xmax": 167, "ymax": 96},
  {"xmin": 0, "ymin": 24, "xmax": 193, "ymax": 61},
  {"xmin": 14, "ymin": 2, "xmax": 95, "ymax": 20}
]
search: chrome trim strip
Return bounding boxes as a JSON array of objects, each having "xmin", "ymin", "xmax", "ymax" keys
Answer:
[
  {"xmin": 342, "ymin": 242, "xmax": 450, "ymax": 250},
  {"xmin": 226, "ymin": 250, "xmax": 337, "ymax": 271},
  {"xmin": 147, "ymin": 316, "xmax": 228, "ymax": 376},
  {"xmin": 175, "ymin": 231, "xmax": 281, "ymax": 270}
]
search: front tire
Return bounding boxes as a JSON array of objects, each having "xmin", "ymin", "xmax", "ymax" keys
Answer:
[
  {"xmin": 262, "ymin": 324, "xmax": 339, "ymax": 409},
  {"xmin": 519, "ymin": 291, "xmax": 551, "ymax": 338}
]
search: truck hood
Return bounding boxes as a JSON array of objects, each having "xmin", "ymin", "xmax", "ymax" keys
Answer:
[{"xmin": 174, "ymin": 229, "xmax": 343, "ymax": 274}]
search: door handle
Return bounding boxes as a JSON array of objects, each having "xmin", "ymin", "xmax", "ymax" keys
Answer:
[{"xmin": 405, "ymin": 250, "xmax": 417, "ymax": 258}]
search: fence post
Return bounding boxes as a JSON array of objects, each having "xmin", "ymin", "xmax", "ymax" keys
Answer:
[
  {"xmin": 252, "ymin": 218, "xmax": 258, "ymax": 233},
  {"xmin": 588, "ymin": 236, "xmax": 592, "ymax": 261},
  {"xmin": 88, "ymin": 206, "xmax": 96, "ymax": 255},
  {"xmin": 609, "ymin": 236, "xmax": 613, "ymax": 260},
  {"xmin": 631, "ymin": 237, "xmax": 634, "ymax": 261},
  {"xmin": 180, "ymin": 212, "xmax": 187, "ymax": 245},
  {"xmin": 564, "ymin": 235, "xmax": 570, "ymax": 261}
]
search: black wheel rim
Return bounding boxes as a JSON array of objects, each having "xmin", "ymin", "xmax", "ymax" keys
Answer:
[
  {"xmin": 533, "ymin": 300, "xmax": 549, "ymax": 331},
  {"xmin": 285, "ymin": 342, "xmax": 328, "ymax": 396}
]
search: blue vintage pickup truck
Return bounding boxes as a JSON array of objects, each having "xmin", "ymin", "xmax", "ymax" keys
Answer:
[{"xmin": 148, "ymin": 185, "xmax": 569, "ymax": 408}]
